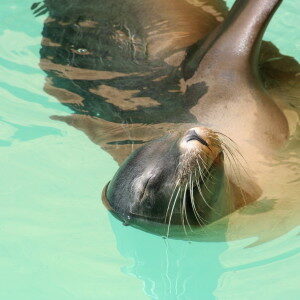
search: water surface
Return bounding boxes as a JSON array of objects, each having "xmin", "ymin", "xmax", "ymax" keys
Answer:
[{"xmin": 0, "ymin": 1, "xmax": 299, "ymax": 299}]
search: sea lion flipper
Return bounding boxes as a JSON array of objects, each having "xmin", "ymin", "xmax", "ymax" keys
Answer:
[{"xmin": 184, "ymin": 0, "xmax": 283, "ymax": 80}]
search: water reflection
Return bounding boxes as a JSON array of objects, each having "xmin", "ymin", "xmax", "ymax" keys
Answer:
[
  {"xmin": 37, "ymin": 1, "xmax": 226, "ymax": 131},
  {"xmin": 36, "ymin": 0, "xmax": 299, "ymax": 163},
  {"xmin": 109, "ymin": 211, "xmax": 299, "ymax": 299},
  {"xmin": 109, "ymin": 214, "xmax": 227, "ymax": 299}
]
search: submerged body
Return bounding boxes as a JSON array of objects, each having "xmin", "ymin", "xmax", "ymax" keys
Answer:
[
  {"xmin": 36, "ymin": 0, "xmax": 299, "ymax": 238},
  {"xmin": 103, "ymin": 0, "xmax": 293, "ymax": 231}
]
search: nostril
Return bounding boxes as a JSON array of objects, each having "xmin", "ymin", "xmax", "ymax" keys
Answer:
[{"xmin": 186, "ymin": 130, "xmax": 209, "ymax": 147}]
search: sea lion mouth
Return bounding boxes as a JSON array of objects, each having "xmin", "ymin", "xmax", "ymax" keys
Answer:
[
  {"xmin": 175, "ymin": 151, "xmax": 220, "ymax": 185},
  {"xmin": 160, "ymin": 151, "xmax": 225, "ymax": 232},
  {"xmin": 176, "ymin": 127, "xmax": 223, "ymax": 186}
]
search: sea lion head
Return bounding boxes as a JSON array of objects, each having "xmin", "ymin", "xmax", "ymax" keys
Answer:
[{"xmin": 102, "ymin": 126, "xmax": 226, "ymax": 226}]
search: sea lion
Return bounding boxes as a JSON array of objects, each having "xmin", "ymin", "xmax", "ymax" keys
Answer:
[
  {"xmin": 35, "ymin": 0, "xmax": 299, "ymax": 239},
  {"xmin": 102, "ymin": 0, "xmax": 296, "ymax": 231}
]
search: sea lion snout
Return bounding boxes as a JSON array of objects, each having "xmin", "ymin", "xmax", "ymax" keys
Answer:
[
  {"xmin": 103, "ymin": 128, "xmax": 226, "ymax": 225},
  {"xmin": 186, "ymin": 129, "xmax": 209, "ymax": 146},
  {"xmin": 179, "ymin": 127, "xmax": 222, "ymax": 164}
]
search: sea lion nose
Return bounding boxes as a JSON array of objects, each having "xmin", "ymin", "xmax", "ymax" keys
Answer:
[{"xmin": 186, "ymin": 130, "xmax": 209, "ymax": 147}]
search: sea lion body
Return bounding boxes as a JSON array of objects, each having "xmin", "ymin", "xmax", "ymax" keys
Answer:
[
  {"xmin": 103, "ymin": 0, "xmax": 293, "ymax": 229},
  {"xmin": 37, "ymin": 0, "xmax": 299, "ymax": 237}
]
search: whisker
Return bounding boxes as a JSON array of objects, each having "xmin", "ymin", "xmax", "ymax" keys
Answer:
[
  {"xmin": 210, "ymin": 134, "xmax": 251, "ymax": 207},
  {"xmin": 190, "ymin": 174, "xmax": 206, "ymax": 225},
  {"xmin": 164, "ymin": 183, "xmax": 178, "ymax": 223},
  {"xmin": 214, "ymin": 133, "xmax": 248, "ymax": 169},
  {"xmin": 221, "ymin": 141, "xmax": 251, "ymax": 179},
  {"xmin": 180, "ymin": 184, "xmax": 188, "ymax": 236},
  {"xmin": 196, "ymin": 159, "xmax": 213, "ymax": 193},
  {"xmin": 222, "ymin": 148, "xmax": 247, "ymax": 206},
  {"xmin": 195, "ymin": 175, "xmax": 221, "ymax": 216},
  {"xmin": 166, "ymin": 187, "xmax": 181, "ymax": 238},
  {"xmin": 182, "ymin": 176, "xmax": 193, "ymax": 232}
]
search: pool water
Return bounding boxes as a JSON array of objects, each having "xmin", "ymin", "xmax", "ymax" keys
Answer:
[{"xmin": 0, "ymin": 1, "xmax": 299, "ymax": 299}]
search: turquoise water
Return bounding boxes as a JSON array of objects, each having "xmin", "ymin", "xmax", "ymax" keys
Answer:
[{"xmin": 0, "ymin": 1, "xmax": 299, "ymax": 299}]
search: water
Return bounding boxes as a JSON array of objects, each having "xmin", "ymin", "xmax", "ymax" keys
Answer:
[{"xmin": 0, "ymin": 1, "xmax": 299, "ymax": 299}]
